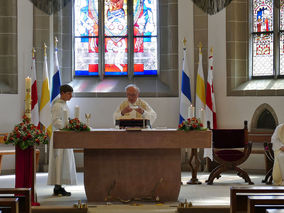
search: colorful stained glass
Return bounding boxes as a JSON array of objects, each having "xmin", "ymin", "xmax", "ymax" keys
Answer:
[
  {"xmin": 132, "ymin": 0, "xmax": 158, "ymax": 75},
  {"xmin": 133, "ymin": 0, "xmax": 157, "ymax": 36},
  {"xmin": 281, "ymin": 0, "xmax": 284, "ymax": 30},
  {"xmin": 75, "ymin": 0, "xmax": 99, "ymax": 76},
  {"xmin": 74, "ymin": 37, "xmax": 99, "ymax": 76},
  {"xmin": 104, "ymin": 0, "xmax": 128, "ymax": 37},
  {"xmin": 104, "ymin": 37, "xmax": 128, "ymax": 75},
  {"xmin": 74, "ymin": 0, "xmax": 99, "ymax": 37},
  {"xmin": 133, "ymin": 37, "xmax": 157, "ymax": 75},
  {"xmin": 280, "ymin": 33, "xmax": 284, "ymax": 75},
  {"xmin": 74, "ymin": 0, "xmax": 158, "ymax": 77},
  {"xmin": 253, "ymin": 0, "xmax": 273, "ymax": 32},
  {"xmin": 253, "ymin": 33, "xmax": 273, "ymax": 76}
]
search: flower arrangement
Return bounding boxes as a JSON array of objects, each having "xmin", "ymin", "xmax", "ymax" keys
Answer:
[
  {"xmin": 178, "ymin": 117, "xmax": 207, "ymax": 131},
  {"xmin": 4, "ymin": 115, "xmax": 48, "ymax": 150},
  {"xmin": 63, "ymin": 118, "xmax": 90, "ymax": 132}
]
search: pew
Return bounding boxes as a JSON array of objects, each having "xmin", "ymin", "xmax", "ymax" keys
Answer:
[
  {"xmin": 230, "ymin": 186, "xmax": 284, "ymax": 213},
  {"xmin": 266, "ymin": 209, "xmax": 284, "ymax": 213},
  {"xmin": 0, "ymin": 197, "xmax": 19, "ymax": 213},
  {"xmin": 247, "ymin": 195, "xmax": 284, "ymax": 213},
  {"xmin": 0, "ymin": 188, "xmax": 31, "ymax": 213}
]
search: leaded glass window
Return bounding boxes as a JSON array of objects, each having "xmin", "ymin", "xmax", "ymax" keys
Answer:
[
  {"xmin": 252, "ymin": 0, "xmax": 284, "ymax": 77},
  {"xmin": 74, "ymin": 0, "xmax": 158, "ymax": 77},
  {"xmin": 252, "ymin": 0, "xmax": 273, "ymax": 76}
]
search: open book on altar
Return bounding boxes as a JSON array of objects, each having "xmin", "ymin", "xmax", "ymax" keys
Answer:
[{"xmin": 115, "ymin": 119, "xmax": 150, "ymax": 129}]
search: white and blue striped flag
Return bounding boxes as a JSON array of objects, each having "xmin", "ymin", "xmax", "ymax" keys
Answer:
[
  {"xmin": 179, "ymin": 48, "xmax": 192, "ymax": 124},
  {"xmin": 51, "ymin": 47, "xmax": 61, "ymax": 103}
]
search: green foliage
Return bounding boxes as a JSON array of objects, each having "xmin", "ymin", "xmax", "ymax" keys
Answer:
[
  {"xmin": 178, "ymin": 117, "xmax": 207, "ymax": 131},
  {"xmin": 63, "ymin": 118, "xmax": 90, "ymax": 132},
  {"xmin": 4, "ymin": 115, "xmax": 48, "ymax": 150}
]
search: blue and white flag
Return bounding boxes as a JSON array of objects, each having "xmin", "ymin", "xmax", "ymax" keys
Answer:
[
  {"xmin": 51, "ymin": 47, "xmax": 61, "ymax": 103},
  {"xmin": 179, "ymin": 48, "xmax": 192, "ymax": 124}
]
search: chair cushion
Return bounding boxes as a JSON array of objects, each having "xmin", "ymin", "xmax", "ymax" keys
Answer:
[{"xmin": 215, "ymin": 150, "xmax": 245, "ymax": 161}]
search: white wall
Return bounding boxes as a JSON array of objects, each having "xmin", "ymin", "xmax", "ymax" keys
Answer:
[{"xmin": 0, "ymin": 0, "xmax": 33, "ymax": 171}]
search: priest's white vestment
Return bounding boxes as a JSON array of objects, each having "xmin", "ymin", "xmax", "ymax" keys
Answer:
[
  {"xmin": 113, "ymin": 98, "xmax": 157, "ymax": 126},
  {"xmin": 47, "ymin": 99, "xmax": 77, "ymax": 185},
  {"xmin": 272, "ymin": 123, "xmax": 284, "ymax": 185}
]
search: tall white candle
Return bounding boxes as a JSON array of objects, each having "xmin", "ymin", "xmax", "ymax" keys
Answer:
[
  {"xmin": 199, "ymin": 108, "xmax": 206, "ymax": 125},
  {"xmin": 63, "ymin": 109, "xmax": 68, "ymax": 127},
  {"xmin": 74, "ymin": 105, "xmax": 80, "ymax": 119},
  {"xmin": 188, "ymin": 105, "xmax": 195, "ymax": 119},
  {"xmin": 25, "ymin": 76, "xmax": 31, "ymax": 119}
]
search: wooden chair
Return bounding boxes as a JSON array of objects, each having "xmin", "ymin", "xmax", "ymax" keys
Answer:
[
  {"xmin": 206, "ymin": 121, "xmax": 254, "ymax": 185},
  {"xmin": 262, "ymin": 142, "xmax": 274, "ymax": 184}
]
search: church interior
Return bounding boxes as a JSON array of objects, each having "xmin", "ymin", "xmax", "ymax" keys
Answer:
[{"xmin": 1, "ymin": 0, "xmax": 284, "ymax": 212}]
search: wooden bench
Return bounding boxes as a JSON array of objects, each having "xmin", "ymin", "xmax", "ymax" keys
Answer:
[
  {"xmin": 0, "ymin": 197, "xmax": 19, "ymax": 213},
  {"xmin": 266, "ymin": 209, "xmax": 284, "ymax": 213},
  {"xmin": 230, "ymin": 186, "xmax": 284, "ymax": 213},
  {"xmin": 248, "ymin": 132, "xmax": 273, "ymax": 184},
  {"xmin": 0, "ymin": 188, "xmax": 31, "ymax": 213},
  {"xmin": 248, "ymin": 195, "xmax": 284, "ymax": 213},
  {"xmin": 0, "ymin": 134, "xmax": 40, "ymax": 174}
]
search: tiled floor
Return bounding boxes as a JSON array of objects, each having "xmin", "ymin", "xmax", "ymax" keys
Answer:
[{"xmin": 0, "ymin": 171, "xmax": 267, "ymax": 207}]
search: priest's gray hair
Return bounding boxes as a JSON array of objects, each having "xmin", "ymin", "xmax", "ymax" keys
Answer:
[{"xmin": 125, "ymin": 84, "xmax": 140, "ymax": 93}]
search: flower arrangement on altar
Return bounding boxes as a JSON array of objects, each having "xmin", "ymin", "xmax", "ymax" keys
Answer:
[
  {"xmin": 63, "ymin": 118, "xmax": 90, "ymax": 132},
  {"xmin": 4, "ymin": 115, "xmax": 48, "ymax": 150},
  {"xmin": 178, "ymin": 117, "xmax": 207, "ymax": 131}
]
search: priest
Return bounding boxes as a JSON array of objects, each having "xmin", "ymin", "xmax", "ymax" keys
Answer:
[
  {"xmin": 47, "ymin": 84, "xmax": 77, "ymax": 196},
  {"xmin": 272, "ymin": 123, "xmax": 284, "ymax": 185},
  {"xmin": 113, "ymin": 84, "xmax": 157, "ymax": 126}
]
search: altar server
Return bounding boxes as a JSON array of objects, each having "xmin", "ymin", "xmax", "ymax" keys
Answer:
[
  {"xmin": 48, "ymin": 84, "xmax": 77, "ymax": 196},
  {"xmin": 113, "ymin": 84, "xmax": 157, "ymax": 126},
  {"xmin": 272, "ymin": 123, "xmax": 284, "ymax": 185}
]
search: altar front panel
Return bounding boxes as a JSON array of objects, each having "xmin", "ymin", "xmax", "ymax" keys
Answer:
[{"xmin": 84, "ymin": 149, "xmax": 180, "ymax": 202}]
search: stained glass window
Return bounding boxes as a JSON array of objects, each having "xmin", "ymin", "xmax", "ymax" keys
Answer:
[
  {"xmin": 133, "ymin": 0, "xmax": 158, "ymax": 75},
  {"xmin": 252, "ymin": 0, "xmax": 274, "ymax": 77},
  {"xmin": 253, "ymin": 34, "xmax": 273, "ymax": 76},
  {"xmin": 280, "ymin": 0, "xmax": 284, "ymax": 30},
  {"xmin": 74, "ymin": 0, "xmax": 158, "ymax": 77},
  {"xmin": 253, "ymin": 0, "xmax": 273, "ymax": 33}
]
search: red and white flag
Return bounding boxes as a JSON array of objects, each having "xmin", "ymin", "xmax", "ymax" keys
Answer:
[
  {"xmin": 205, "ymin": 50, "xmax": 217, "ymax": 129},
  {"xmin": 31, "ymin": 53, "xmax": 39, "ymax": 127}
]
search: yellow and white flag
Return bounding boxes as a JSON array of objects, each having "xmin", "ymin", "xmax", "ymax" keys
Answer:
[
  {"xmin": 195, "ymin": 49, "xmax": 206, "ymax": 113},
  {"xmin": 39, "ymin": 54, "xmax": 52, "ymax": 138}
]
